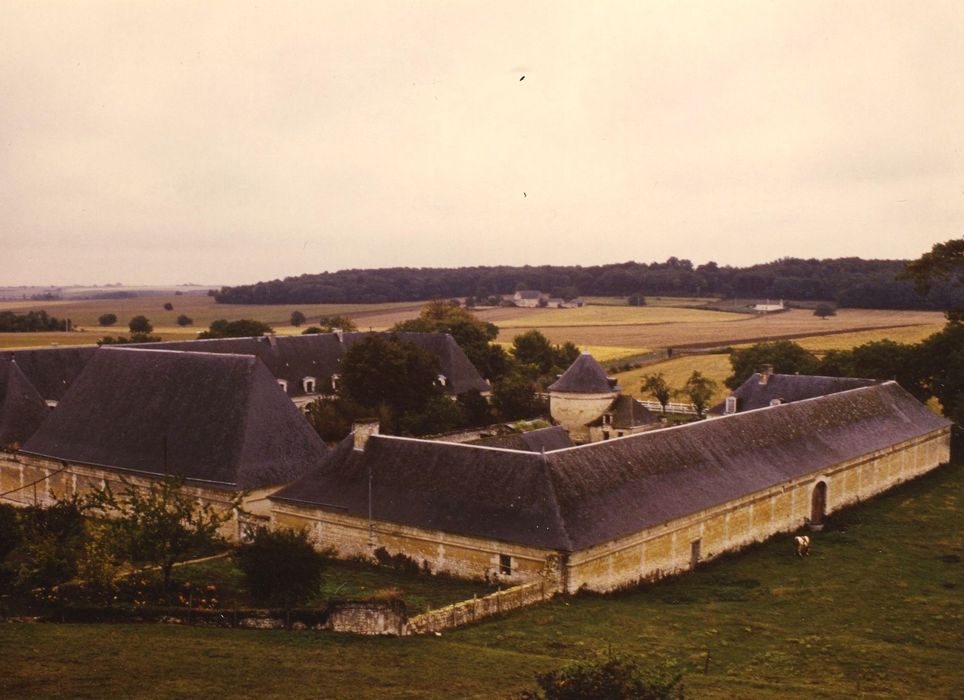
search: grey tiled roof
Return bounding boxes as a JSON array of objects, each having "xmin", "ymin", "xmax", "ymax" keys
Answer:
[
  {"xmin": 549, "ymin": 353, "xmax": 618, "ymax": 394},
  {"xmin": 23, "ymin": 348, "xmax": 329, "ymax": 490},
  {"xmin": 709, "ymin": 373, "xmax": 878, "ymax": 414},
  {"xmin": 0, "ymin": 359, "xmax": 48, "ymax": 447},
  {"xmin": 273, "ymin": 381, "xmax": 949, "ymax": 552}
]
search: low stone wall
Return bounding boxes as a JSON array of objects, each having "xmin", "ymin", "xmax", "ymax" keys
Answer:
[
  {"xmin": 326, "ymin": 600, "xmax": 407, "ymax": 636},
  {"xmin": 405, "ymin": 579, "xmax": 553, "ymax": 635}
]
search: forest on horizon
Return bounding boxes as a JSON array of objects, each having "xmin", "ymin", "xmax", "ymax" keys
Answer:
[{"xmin": 213, "ymin": 256, "xmax": 964, "ymax": 311}]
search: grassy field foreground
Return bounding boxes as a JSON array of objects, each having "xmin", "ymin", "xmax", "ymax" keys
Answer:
[{"xmin": 0, "ymin": 463, "xmax": 960, "ymax": 699}]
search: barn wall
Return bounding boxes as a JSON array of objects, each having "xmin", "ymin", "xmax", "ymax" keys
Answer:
[
  {"xmin": 270, "ymin": 501, "xmax": 556, "ymax": 585},
  {"xmin": 564, "ymin": 427, "xmax": 951, "ymax": 593},
  {"xmin": 0, "ymin": 451, "xmax": 260, "ymax": 541}
]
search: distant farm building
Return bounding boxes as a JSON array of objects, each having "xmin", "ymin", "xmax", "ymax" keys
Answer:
[{"xmin": 513, "ymin": 290, "xmax": 543, "ymax": 307}]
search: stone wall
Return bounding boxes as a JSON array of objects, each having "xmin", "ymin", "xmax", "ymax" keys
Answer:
[
  {"xmin": 549, "ymin": 390, "xmax": 618, "ymax": 441},
  {"xmin": 405, "ymin": 580, "xmax": 553, "ymax": 635},
  {"xmin": 565, "ymin": 427, "xmax": 951, "ymax": 593},
  {"xmin": 271, "ymin": 501, "xmax": 554, "ymax": 584},
  {"xmin": 0, "ymin": 450, "xmax": 252, "ymax": 541},
  {"xmin": 326, "ymin": 600, "xmax": 407, "ymax": 636}
]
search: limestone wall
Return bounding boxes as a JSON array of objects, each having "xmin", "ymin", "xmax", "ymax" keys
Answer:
[
  {"xmin": 271, "ymin": 500, "xmax": 554, "ymax": 584},
  {"xmin": 550, "ymin": 391, "xmax": 617, "ymax": 440},
  {"xmin": 565, "ymin": 427, "xmax": 951, "ymax": 593},
  {"xmin": 326, "ymin": 600, "xmax": 407, "ymax": 635},
  {"xmin": 406, "ymin": 580, "xmax": 552, "ymax": 635},
  {"xmin": 0, "ymin": 451, "xmax": 253, "ymax": 541}
]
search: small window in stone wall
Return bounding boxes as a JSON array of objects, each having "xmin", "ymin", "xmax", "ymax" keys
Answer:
[
  {"xmin": 499, "ymin": 554, "xmax": 512, "ymax": 576},
  {"xmin": 303, "ymin": 376, "xmax": 316, "ymax": 393}
]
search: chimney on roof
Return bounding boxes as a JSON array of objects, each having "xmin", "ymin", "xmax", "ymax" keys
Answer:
[
  {"xmin": 352, "ymin": 419, "xmax": 379, "ymax": 450},
  {"xmin": 334, "ymin": 329, "xmax": 343, "ymax": 342},
  {"xmin": 759, "ymin": 364, "xmax": 774, "ymax": 385},
  {"xmin": 263, "ymin": 333, "xmax": 277, "ymax": 348}
]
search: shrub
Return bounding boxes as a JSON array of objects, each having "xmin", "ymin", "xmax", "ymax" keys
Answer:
[
  {"xmin": 163, "ymin": 302, "xmax": 174, "ymax": 311},
  {"xmin": 525, "ymin": 654, "xmax": 684, "ymax": 700},
  {"xmin": 236, "ymin": 527, "xmax": 326, "ymax": 608},
  {"xmin": 176, "ymin": 314, "xmax": 193, "ymax": 326},
  {"xmin": 290, "ymin": 310, "xmax": 306, "ymax": 327},
  {"xmin": 98, "ymin": 313, "xmax": 117, "ymax": 326}
]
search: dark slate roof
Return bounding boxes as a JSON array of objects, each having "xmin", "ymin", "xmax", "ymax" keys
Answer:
[
  {"xmin": 0, "ymin": 359, "xmax": 49, "ymax": 448},
  {"xmin": 549, "ymin": 353, "xmax": 618, "ymax": 393},
  {"xmin": 469, "ymin": 426, "xmax": 573, "ymax": 452},
  {"xmin": 272, "ymin": 434, "xmax": 572, "ymax": 550},
  {"xmin": 134, "ymin": 332, "xmax": 489, "ymax": 397},
  {"xmin": 709, "ymin": 373, "xmax": 878, "ymax": 414},
  {"xmin": 22, "ymin": 348, "xmax": 329, "ymax": 490},
  {"xmin": 272, "ymin": 382, "xmax": 949, "ymax": 553},
  {"xmin": 591, "ymin": 395, "xmax": 659, "ymax": 429},
  {"xmin": 0, "ymin": 346, "xmax": 98, "ymax": 401},
  {"xmin": 128, "ymin": 335, "xmax": 345, "ymax": 398}
]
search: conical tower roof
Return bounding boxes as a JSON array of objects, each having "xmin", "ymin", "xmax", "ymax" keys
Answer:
[{"xmin": 548, "ymin": 353, "xmax": 618, "ymax": 393}]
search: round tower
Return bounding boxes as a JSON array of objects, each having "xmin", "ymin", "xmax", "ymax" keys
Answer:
[{"xmin": 548, "ymin": 353, "xmax": 619, "ymax": 442}]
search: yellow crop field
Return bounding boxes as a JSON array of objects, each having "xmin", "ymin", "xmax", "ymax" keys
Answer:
[
  {"xmin": 496, "ymin": 305, "xmax": 745, "ymax": 329},
  {"xmin": 789, "ymin": 324, "xmax": 944, "ymax": 353},
  {"xmin": 493, "ymin": 341, "xmax": 646, "ymax": 363},
  {"xmin": 616, "ymin": 353, "xmax": 733, "ymax": 406}
]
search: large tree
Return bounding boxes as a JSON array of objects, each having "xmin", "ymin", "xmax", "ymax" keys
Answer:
[
  {"xmin": 340, "ymin": 334, "xmax": 444, "ymax": 415},
  {"xmin": 392, "ymin": 301, "xmax": 500, "ymax": 378},
  {"xmin": 198, "ymin": 319, "xmax": 272, "ymax": 339},
  {"xmin": 641, "ymin": 373, "xmax": 672, "ymax": 414},
  {"xmin": 680, "ymin": 371, "xmax": 717, "ymax": 418},
  {"xmin": 726, "ymin": 341, "xmax": 820, "ymax": 389},
  {"xmin": 83, "ymin": 476, "xmax": 239, "ymax": 590}
]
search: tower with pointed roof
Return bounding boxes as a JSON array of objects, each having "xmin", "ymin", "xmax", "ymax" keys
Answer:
[{"xmin": 548, "ymin": 352, "xmax": 620, "ymax": 442}]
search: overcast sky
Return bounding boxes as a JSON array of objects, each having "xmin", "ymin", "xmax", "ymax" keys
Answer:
[{"xmin": 2, "ymin": 1, "xmax": 962, "ymax": 286}]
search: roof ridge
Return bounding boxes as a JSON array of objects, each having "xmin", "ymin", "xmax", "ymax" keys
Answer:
[{"xmin": 541, "ymin": 451, "xmax": 574, "ymax": 552}]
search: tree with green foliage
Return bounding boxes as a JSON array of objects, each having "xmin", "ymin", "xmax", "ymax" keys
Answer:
[
  {"xmin": 340, "ymin": 335, "xmax": 444, "ymax": 418},
  {"xmin": 290, "ymin": 310, "xmax": 306, "ymax": 327},
  {"xmin": 163, "ymin": 302, "xmax": 174, "ymax": 311},
  {"xmin": 128, "ymin": 315, "xmax": 153, "ymax": 333},
  {"xmin": 198, "ymin": 318, "xmax": 272, "ymax": 339},
  {"xmin": 511, "ymin": 330, "xmax": 580, "ymax": 383},
  {"xmin": 818, "ymin": 339, "xmax": 928, "ymax": 401},
  {"xmin": 726, "ymin": 340, "xmax": 819, "ymax": 390},
  {"xmin": 98, "ymin": 332, "xmax": 162, "ymax": 345},
  {"xmin": 899, "ymin": 237, "xmax": 964, "ymax": 297},
  {"xmin": 236, "ymin": 526, "xmax": 326, "ymax": 608},
  {"xmin": 393, "ymin": 300, "xmax": 500, "ymax": 379},
  {"xmin": 176, "ymin": 314, "xmax": 193, "ymax": 326},
  {"xmin": 315, "ymin": 315, "xmax": 358, "ymax": 331},
  {"xmin": 641, "ymin": 373, "xmax": 672, "ymax": 414},
  {"xmin": 83, "ymin": 476, "xmax": 240, "ymax": 591},
  {"xmin": 457, "ymin": 389, "xmax": 492, "ymax": 427},
  {"xmin": 813, "ymin": 302, "xmax": 836, "ymax": 319},
  {"xmin": 0, "ymin": 310, "xmax": 65, "ymax": 332},
  {"xmin": 492, "ymin": 371, "xmax": 538, "ymax": 420},
  {"xmin": 525, "ymin": 654, "xmax": 684, "ymax": 700},
  {"xmin": 680, "ymin": 371, "xmax": 717, "ymax": 418},
  {"xmin": 304, "ymin": 397, "xmax": 360, "ymax": 443},
  {"xmin": 5, "ymin": 499, "xmax": 86, "ymax": 595},
  {"xmin": 98, "ymin": 313, "xmax": 117, "ymax": 326}
]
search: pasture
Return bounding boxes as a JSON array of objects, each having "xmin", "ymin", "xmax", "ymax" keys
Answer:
[{"xmin": 1, "ymin": 462, "xmax": 959, "ymax": 699}]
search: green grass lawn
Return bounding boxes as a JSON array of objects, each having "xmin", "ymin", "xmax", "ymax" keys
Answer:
[
  {"xmin": 175, "ymin": 556, "xmax": 497, "ymax": 615},
  {"xmin": 1, "ymin": 463, "xmax": 961, "ymax": 699}
]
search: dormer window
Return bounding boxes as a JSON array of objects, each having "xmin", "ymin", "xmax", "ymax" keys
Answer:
[
  {"xmin": 725, "ymin": 396, "xmax": 737, "ymax": 414},
  {"xmin": 603, "ymin": 414, "xmax": 613, "ymax": 426},
  {"xmin": 769, "ymin": 398, "xmax": 783, "ymax": 406},
  {"xmin": 303, "ymin": 376, "xmax": 317, "ymax": 394},
  {"xmin": 437, "ymin": 374, "xmax": 447, "ymax": 387},
  {"xmin": 277, "ymin": 379, "xmax": 288, "ymax": 393},
  {"xmin": 331, "ymin": 373, "xmax": 340, "ymax": 391}
]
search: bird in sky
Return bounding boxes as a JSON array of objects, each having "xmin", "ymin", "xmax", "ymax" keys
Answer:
[{"xmin": 520, "ymin": 75, "xmax": 525, "ymax": 81}]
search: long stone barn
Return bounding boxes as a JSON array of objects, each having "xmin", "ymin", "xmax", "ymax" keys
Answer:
[
  {"xmin": 0, "ymin": 347, "xmax": 330, "ymax": 538},
  {"xmin": 270, "ymin": 381, "xmax": 951, "ymax": 593}
]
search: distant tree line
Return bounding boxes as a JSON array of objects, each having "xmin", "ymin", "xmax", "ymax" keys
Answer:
[
  {"xmin": 212, "ymin": 256, "xmax": 964, "ymax": 310},
  {"xmin": 0, "ymin": 310, "xmax": 67, "ymax": 332}
]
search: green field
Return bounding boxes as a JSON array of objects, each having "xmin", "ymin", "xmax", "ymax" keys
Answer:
[{"xmin": 1, "ymin": 463, "xmax": 960, "ymax": 699}]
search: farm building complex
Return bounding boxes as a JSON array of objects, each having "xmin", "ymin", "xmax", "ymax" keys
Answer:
[{"xmin": 0, "ymin": 337, "xmax": 952, "ymax": 593}]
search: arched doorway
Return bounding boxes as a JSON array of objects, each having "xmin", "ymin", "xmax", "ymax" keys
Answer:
[{"xmin": 810, "ymin": 481, "xmax": 827, "ymax": 531}]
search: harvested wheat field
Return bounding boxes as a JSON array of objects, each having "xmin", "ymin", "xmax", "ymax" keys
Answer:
[{"xmin": 497, "ymin": 308, "xmax": 944, "ymax": 352}]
